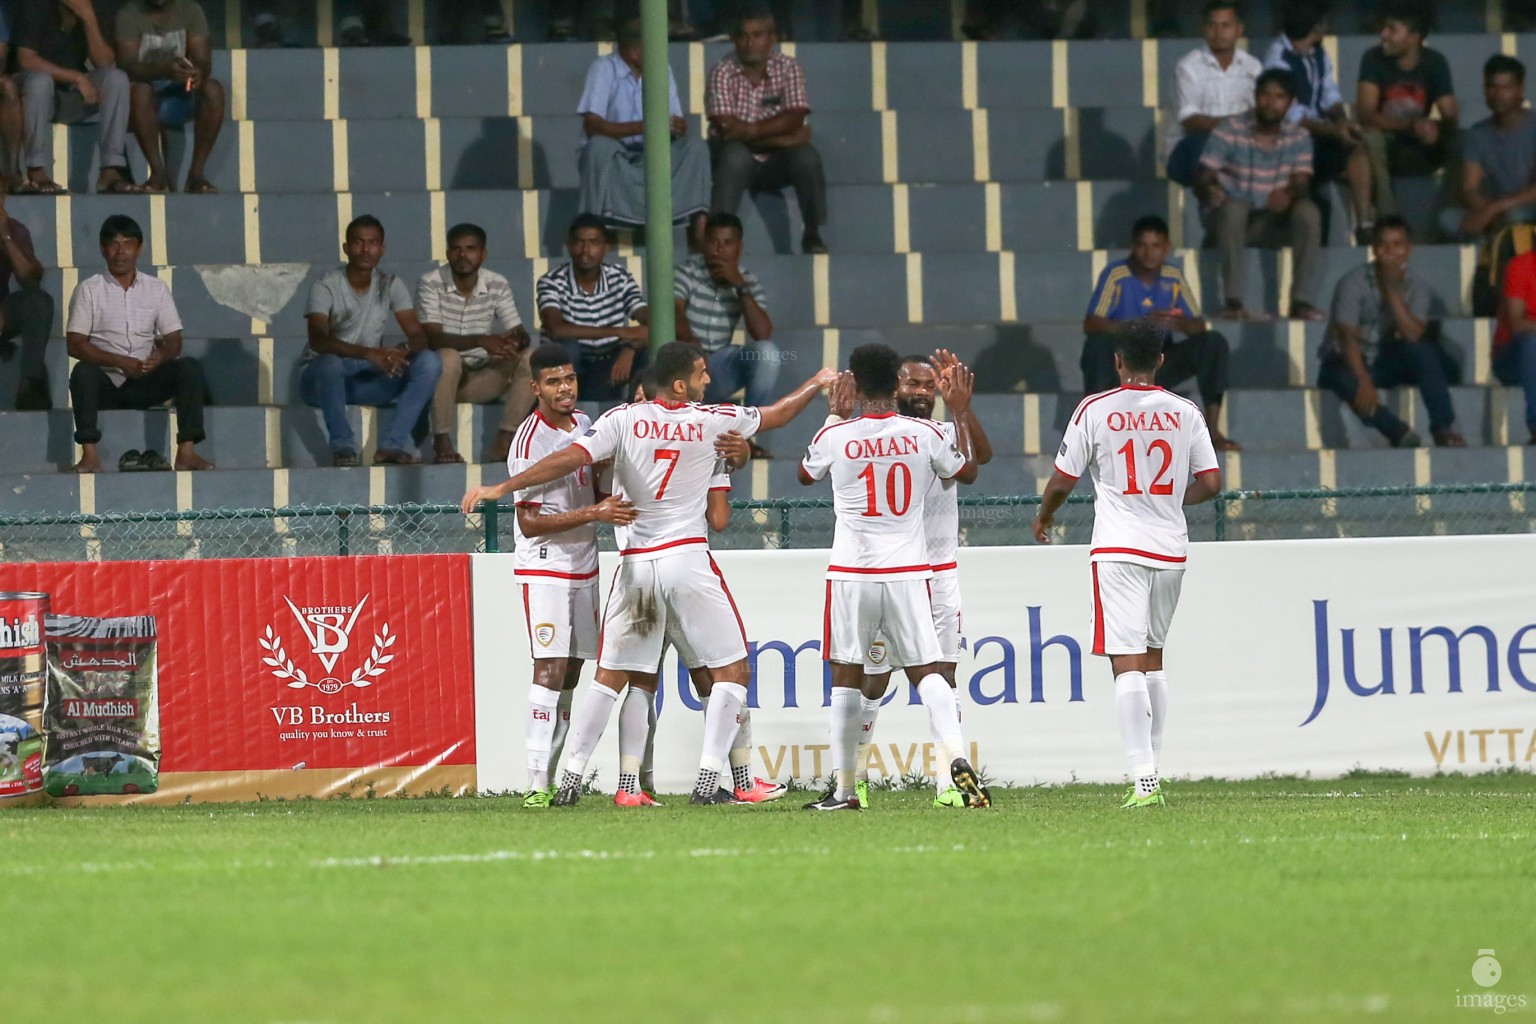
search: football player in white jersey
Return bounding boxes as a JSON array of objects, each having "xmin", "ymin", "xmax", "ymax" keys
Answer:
[
  {"xmin": 466, "ymin": 342, "xmax": 836, "ymax": 805},
  {"xmin": 839, "ymin": 350, "xmax": 994, "ymax": 809},
  {"xmin": 798, "ymin": 344, "xmax": 990, "ymax": 812},
  {"xmin": 463, "ymin": 344, "xmax": 639, "ymax": 808},
  {"xmin": 1032, "ymin": 321, "xmax": 1223, "ymax": 808}
]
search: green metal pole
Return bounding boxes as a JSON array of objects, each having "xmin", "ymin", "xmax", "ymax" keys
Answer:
[{"xmin": 641, "ymin": 0, "xmax": 674, "ymax": 352}]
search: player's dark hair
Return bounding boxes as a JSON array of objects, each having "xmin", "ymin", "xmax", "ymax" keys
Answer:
[
  {"xmin": 1371, "ymin": 215, "xmax": 1412, "ymax": 244},
  {"xmin": 345, "ymin": 214, "xmax": 385, "ymax": 243},
  {"xmin": 568, "ymin": 212, "xmax": 611, "ymax": 241},
  {"xmin": 1280, "ymin": 0, "xmax": 1327, "ymax": 40},
  {"xmin": 1115, "ymin": 320, "xmax": 1165, "ymax": 373},
  {"xmin": 733, "ymin": 3, "xmax": 775, "ymax": 34},
  {"xmin": 899, "ymin": 354, "xmax": 931, "ymax": 370},
  {"xmin": 1380, "ymin": 2, "xmax": 1429, "ymax": 37},
  {"xmin": 99, "ymin": 214, "xmax": 143, "ymax": 245},
  {"xmin": 530, "ymin": 344, "xmax": 575, "ymax": 379},
  {"xmin": 1255, "ymin": 67, "xmax": 1297, "ymax": 98},
  {"xmin": 705, "ymin": 212, "xmax": 744, "ymax": 238},
  {"xmin": 1131, "ymin": 215, "xmax": 1170, "ymax": 241},
  {"xmin": 850, "ymin": 344, "xmax": 901, "ymax": 398},
  {"xmin": 1202, "ymin": 0, "xmax": 1239, "ymax": 21},
  {"xmin": 653, "ymin": 341, "xmax": 703, "ymax": 393},
  {"xmin": 634, "ymin": 367, "xmax": 662, "ymax": 401},
  {"xmin": 446, "ymin": 222, "xmax": 487, "ymax": 247},
  {"xmin": 1485, "ymin": 54, "xmax": 1526, "ymax": 85}
]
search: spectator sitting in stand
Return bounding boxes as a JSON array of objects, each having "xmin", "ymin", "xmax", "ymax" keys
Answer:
[
  {"xmin": 1196, "ymin": 68, "xmax": 1324, "ymax": 321},
  {"xmin": 1166, "ymin": 0, "xmax": 1263, "ymax": 187},
  {"xmin": 0, "ymin": 190, "xmax": 53, "ymax": 410},
  {"xmin": 115, "ymin": 0, "xmax": 225, "ymax": 194},
  {"xmin": 674, "ymin": 212, "xmax": 779, "ymax": 457},
  {"xmin": 65, "ymin": 214, "xmax": 213, "ymax": 472},
  {"xmin": 1494, "ymin": 246, "xmax": 1536, "ymax": 445},
  {"xmin": 1447, "ymin": 55, "xmax": 1536, "ymax": 241},
  {"xmin": 1081, "ymin": 214, "xmax": 1240, "ymax": 451},
  {"xmin": 1317, "ymin": 216, "xmax": 1464, "ymax": 448},
  {"xmin": 1263, "ymin": 1, "xmax": 1361, "ymax": 206}
]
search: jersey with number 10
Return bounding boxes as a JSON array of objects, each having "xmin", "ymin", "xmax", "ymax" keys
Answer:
[
  {"xmin": 573, "ymin": 400, "xmax": 761, "ymax": 560},
  {"xmin": 1054, "ymin": 385, "xmax": 1219, "ymax": 568},
  {"xmin": 801, "ymin": 412, "xmax": 967, "ymax": 580}
]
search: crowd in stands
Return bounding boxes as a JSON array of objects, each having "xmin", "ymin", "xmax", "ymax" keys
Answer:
[{"xmin": 5, "ymin": 0, "xmax": 1536, "ymax": 478}]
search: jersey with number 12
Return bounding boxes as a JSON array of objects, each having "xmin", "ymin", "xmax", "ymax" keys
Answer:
[
  {"xmin": 1055, "ymin": 385, "xmax": 1219, "ymax": 568},
  {"xmin": 800, "ymin": 412, "xmax": 967, "ymax": 580}
]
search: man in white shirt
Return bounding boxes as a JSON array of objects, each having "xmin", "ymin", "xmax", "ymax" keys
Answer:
[
  {"xmin": 463, "ymin": 342, "xmax": 835, "ymax": 806},
  {"xmin": 576, "ymin": 18, "xmax": 709, "ymax": 228},
  {"xmin": 417, "ymin": 222, "xmax": 532, "ymax": 465},
  {"xmin": 1032, "ymin": 321, "xmax": 1224, "ymax": 809},
  {"xmin": 1167, "ymin": 0, "xmax": 1263, "ymax": 185},
  {"xmin": 797, "ymin": 344, "xmax": 989, "ymax": 812},
  {"xmin": 66, "ymin": 214, "xmax": 213, "ymax": 474}
]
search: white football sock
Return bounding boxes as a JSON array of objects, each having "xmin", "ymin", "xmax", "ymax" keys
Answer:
[
  {"xmin": 916, "ymin": 674, "xmax": 965, "ymax": 763},
  {"xmin": 696, "ymin": 681, "xmax": 746, "ymax": 794},
  {"xmin": 617, "ymin": 687, "xmax": 651, "ymax": 795},
  {"xmin": 559, "ymin": 684, "xmax": 619, "ymax": 780},
  {"xmin": 639, "ymin": 696, "xmax": 657, "ymax": 793},
  {"xmin": 525, "ymin": 685, "xmax": 561, "ymax": 792},
  {"xmin": 729, "ymin": 708, "xmax": 754, "ymax": 792},
  {"xmin": 926, "ymin": 689, "xmax": 957, "ymax": 792},
  {"xmin": 1146, "ymin": 669, "xmax": 1168, "ymax": 761},
  {"xmin": 830, "ymin": 687, "xmax": 863, "ymax": 801},
  {"xmin": 549, "ymin": 686, "xmax": 575, "ymax": 773},
  {"xmin": 1115, "ymin": 671, "xmax": 1157, "ymax": 791},
  {"xmin": 855, "ymin": 694, "xmax": 882, "ymax": 782}
]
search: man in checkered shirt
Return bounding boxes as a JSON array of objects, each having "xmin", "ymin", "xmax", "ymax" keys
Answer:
[{"xmin": 705, "ymin": 5, "xmax": 828, "ymax": 254}]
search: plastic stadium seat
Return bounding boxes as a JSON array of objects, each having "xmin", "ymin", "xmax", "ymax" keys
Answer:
[
  {"xmin": 885, "ymin": 43, "xmax": 965, "ymax": 111},
  {"xmin": 166, "ymin": 194, "xmax": 249, "ymax": 265},
  {"xmin": 245, "ymin": 50, "xmax": 327, "ymax": 121},
  {"xmin": 1066, "ymin": 41, "xmax": 1147, "ymax": 110},
  {"xmin": 975, "ymin": 43, "xmax": 1056, "ymax": 110},
  {"xmin": 430, "ymin": 46, "xmax": 516, "ymax": 119},
  {"xmin": 907, "ymin": 184, "xmax": 988, "ymax": 254},
  {"xmin": 921, "ymin": 252, "xmax": 1004, "ymax": 323},
  {"xmin": 825, "ymin": 254, "xmax": 909, "ymax": 327},
  {"xmin": 1222, "ymin": 390, "xmax": 1311, "ymax": 451},
  {"xmin": 251, "ymin": 121, "xmax": 336, "ymax": 193},
  {"xmin": 997, "ymin": 182, "xmax": 1080, "ymax": 254},
  {"xmin": 985, "ymin": 109, "xmax": 1069, "ymax": 181},
  {"xmin": 339, "ymin": 49, "xmax": 420, "ymax": 120},
  {"xmin": 519, "ymin": 44, "xmax": 606, "ymax": 117},
  {"xmin": 796, "ymin": 43, "xmax": 874, "ymax": 113},
  {"xmin": 439, "ymin": 117, "xmax": 530, "ymax": 191},
  {"xmin": 1013, "ymin": 250, "xmax": 1099, "ymax": 321},
  {"xmin": 1078, "ymin": 108, "xmax": 1160, "ymax": 180},
  {"xmin": 896, "ymin": 110, "xmax": 983, "ymax": 185},
  {"xmin": 348, "ymin": 122, "xmax": 430, "ymax": 193},
  {"xmin": 257, "ymin": 194, "xmax": 344, "ymax": 264},
  {"xmin": 813, "ymin": 111, "xmax": 887, "ymax": 185}
]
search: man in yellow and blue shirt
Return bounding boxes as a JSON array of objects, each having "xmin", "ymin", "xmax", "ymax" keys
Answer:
[{"xmin": 1081, "ymin": 214, "xmax": 1241, "ymax": 451}]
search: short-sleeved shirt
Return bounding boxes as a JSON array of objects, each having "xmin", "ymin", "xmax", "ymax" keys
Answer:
[
  {"xmin": 706, "ymin": 51, "xmax": 810, "ymax": 162},
  {"xmin": 535, "ymin": 262, "xmax": 646, "ymax": 351},
  {"xmin": 1358, "ymin": 45, "xmax": 1453, "ymax": 122},
  {"xmin": 66, "ymin": 271, "xmax": 184, "ymax": 388},
  {"xmin": 1263, "ymin": 36, "xmax": 1343, "ymax": 124},
  {"xmin": 510, "ymin": 409, "xmax": 598, "ymax": 586},
  {"xmin": 922, "ymin": 419, "xmax": 961, "ymax": 572},
  {"xmin": 1055, "ymin": 386, "xmax": 1219, "ymax": 569},
  {"xmin": 1495, "ymin": 250, "xmax": 1536, "ymax": 348},
  {"xmin": 577, "ymin": 52, "xmax": 683, "ymax": 148},
  {"xmin": 416, "ymin": 266, "xmax": 522, "ymax": 369},
  {"xmin": 116, "ymin": 0, "xmax": 209, "ymax": 64},
  {"xmin": 673, "ymin": 254, "xmax": 769, "ymax": 351},
  {"xmin": 14, "ymin": 0, "xmax": 89, "ymax": 71},
  {"xmin": 1319, "ymin": 263, "xmax": 1432, "ymax": 363},
  {"xmin": 800, "ymin": 413, "xmax": 967, "ymax": 581},
  {"xmin": 1085, "ymin": 258, "xmax": 1200, "ymax": 324},
  {"xmin": 304, "ymin": 267, "xmax": 414, "ymax": 361},
  {"xmin": 1166, "ymin": 45, "xmax": 1263, "ymax": 150},
  {"xmin": 1462, "ymin": 112, "xmax": 1536, "ymax": 202},
  {"xmin": 573, "ymin": 400, "xmax": 761, "ymax": 560},
  {"xmin": 0, "ymin": 219, "xmax": 35, "ymax": 295},
  {"xmin": 1199, "ymin": 112, "xmax": 1314, "ymax": 206}
]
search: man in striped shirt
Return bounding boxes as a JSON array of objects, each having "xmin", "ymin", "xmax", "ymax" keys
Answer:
[
  {"xmin": 1195, "ymin": 68, "xmax": 1323, "ymax": 322},
  {"xmin": 535, "ymin": 213, "xmax": 649, "ymax": 407},
  {"xmin": 418, "ymin": 222, "xmax": 532, "ymax": 465},
  {"xmin": 65, "ymin": 214, "xmax": 213, "ymax": 473},
  {"xmin": 674, "ymin": 212, "xmax": 779, "ymax": 456}
]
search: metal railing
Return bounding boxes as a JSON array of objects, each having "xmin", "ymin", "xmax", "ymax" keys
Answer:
[{"xmin": 0, "ymin": 482, "xmax": 1531, "ymax": 562}]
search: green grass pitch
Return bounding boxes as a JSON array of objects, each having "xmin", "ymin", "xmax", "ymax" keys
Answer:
[{"xmin": 4, "ymin": 774, "xmax": 1532, "ymax": 1023}]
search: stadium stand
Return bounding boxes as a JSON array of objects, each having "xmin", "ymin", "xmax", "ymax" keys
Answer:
[{"xmin": 0, "ymin": 0, "xmax": 1531, "ymax": 524}]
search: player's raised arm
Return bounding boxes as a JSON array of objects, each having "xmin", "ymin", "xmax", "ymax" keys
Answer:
[
  {"xmin": 933, "ymin": 349, "xmax": 992, "ymax": 466},
  {"xmin": 517, "ymin": 494, "xmax": 637, "ymax": 536},
  {"xmin": 757, "ymin": 367, "xmax": 840, "ymax": 431},
  {"xmin": 460, "ymin": 444, "xmax": 595, "ymax": 513},
  {"xmin": 935, "ymin": 360, "xmax": 980, "ymax": 484}
]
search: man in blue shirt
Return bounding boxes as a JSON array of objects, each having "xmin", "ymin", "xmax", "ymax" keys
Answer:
[
  {"xmin": 576, "ymin": 18, "xmax": 710, "ymax": 228},
  {"xmin": 1081, "ymin": 215, "xmax": 1241, "ymax": 450}
]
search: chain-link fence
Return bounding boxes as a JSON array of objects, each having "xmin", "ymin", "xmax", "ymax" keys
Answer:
[{"xmin": 0, "ymin": 483, "xmax": 1532, "ymax": 562}]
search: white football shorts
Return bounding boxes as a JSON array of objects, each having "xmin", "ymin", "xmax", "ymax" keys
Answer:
[
  {"xmin": 598, "ymin": 549, "xmax": 748, "ymax": 672},
  {"xmin": 1089, "ymin": 561, "xmax": 1184, "ymax": 657},
  {"xmin": 864, "ymin": 571, "xmax": 962, "ymax": 671},
  {"xmin": 825, "ymin": 578, "xmax": 942, "ymax": 668},
  {"xmin": 521, "ymin": 582, "xmax": 600, "ymax": 661}
]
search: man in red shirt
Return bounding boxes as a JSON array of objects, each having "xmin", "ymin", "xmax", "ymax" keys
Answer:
[{"xmin": 1495, "ymin": 250, "xmax": 1536, "ymax": 444}]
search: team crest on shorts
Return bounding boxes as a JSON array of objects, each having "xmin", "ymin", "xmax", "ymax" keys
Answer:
[
  {"xmin": 533, "ymin": 623, "xmax": 558, "ymax": 647},
  {"xmin": 866, "ymin": 641, "xmax": 888, "ymax": 665}
]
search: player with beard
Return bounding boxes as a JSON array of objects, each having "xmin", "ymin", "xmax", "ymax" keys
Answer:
[{"xmin": 832, "ymin": 350, "xmax": 993, "ymax": 808}]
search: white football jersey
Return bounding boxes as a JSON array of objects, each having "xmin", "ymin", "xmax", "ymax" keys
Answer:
[
  {"xmin": 801, "ymin": 412, "xmax": 967, "ymax": 581},
  {"xmin": 575, "ymin": 400, "xmax": 760, "ymax": 560},
  {"xmin": 510, "ymin": 409, "xmax": 598, "ymax": 585},
  {"xmin": 1055, "ymin": 385, "xmax": 1219, "ymax": 569},
  {"xmin": 610, "ymin": 461, "xmax": 731, "ymax": 552},
  {"xmin": 922, "ymin": 420, "xmax": 961, "ymax": 571}
]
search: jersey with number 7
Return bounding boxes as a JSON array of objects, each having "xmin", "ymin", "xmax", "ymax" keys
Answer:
[
  {"xmin": 573, "ymin": 399, "xmax": 762, "ymax": 560},
  {"xmin": 1055, "ymin": 385, "xmax": 1220, "ymax": 569}
]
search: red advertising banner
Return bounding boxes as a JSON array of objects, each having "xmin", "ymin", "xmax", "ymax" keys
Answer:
[{"xmin": 0, "ymin": 556, "xmax": 476, "ymax": 800}]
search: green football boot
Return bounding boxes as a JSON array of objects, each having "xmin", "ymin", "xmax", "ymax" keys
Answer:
[
  {"xmin": 1121, "ymin": 786, "xmax": 1165, "ymax": 809},
  {"xmin": 933, "ymin": 786, "xmax": 966, "ymax": 808},
  {"xmin": 523, "ymin": 788, "xmax": 553, "ymax": 808},
  {"xmin": 855, "ymin": 779, "xmax": 870, "ymax": 809}
]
